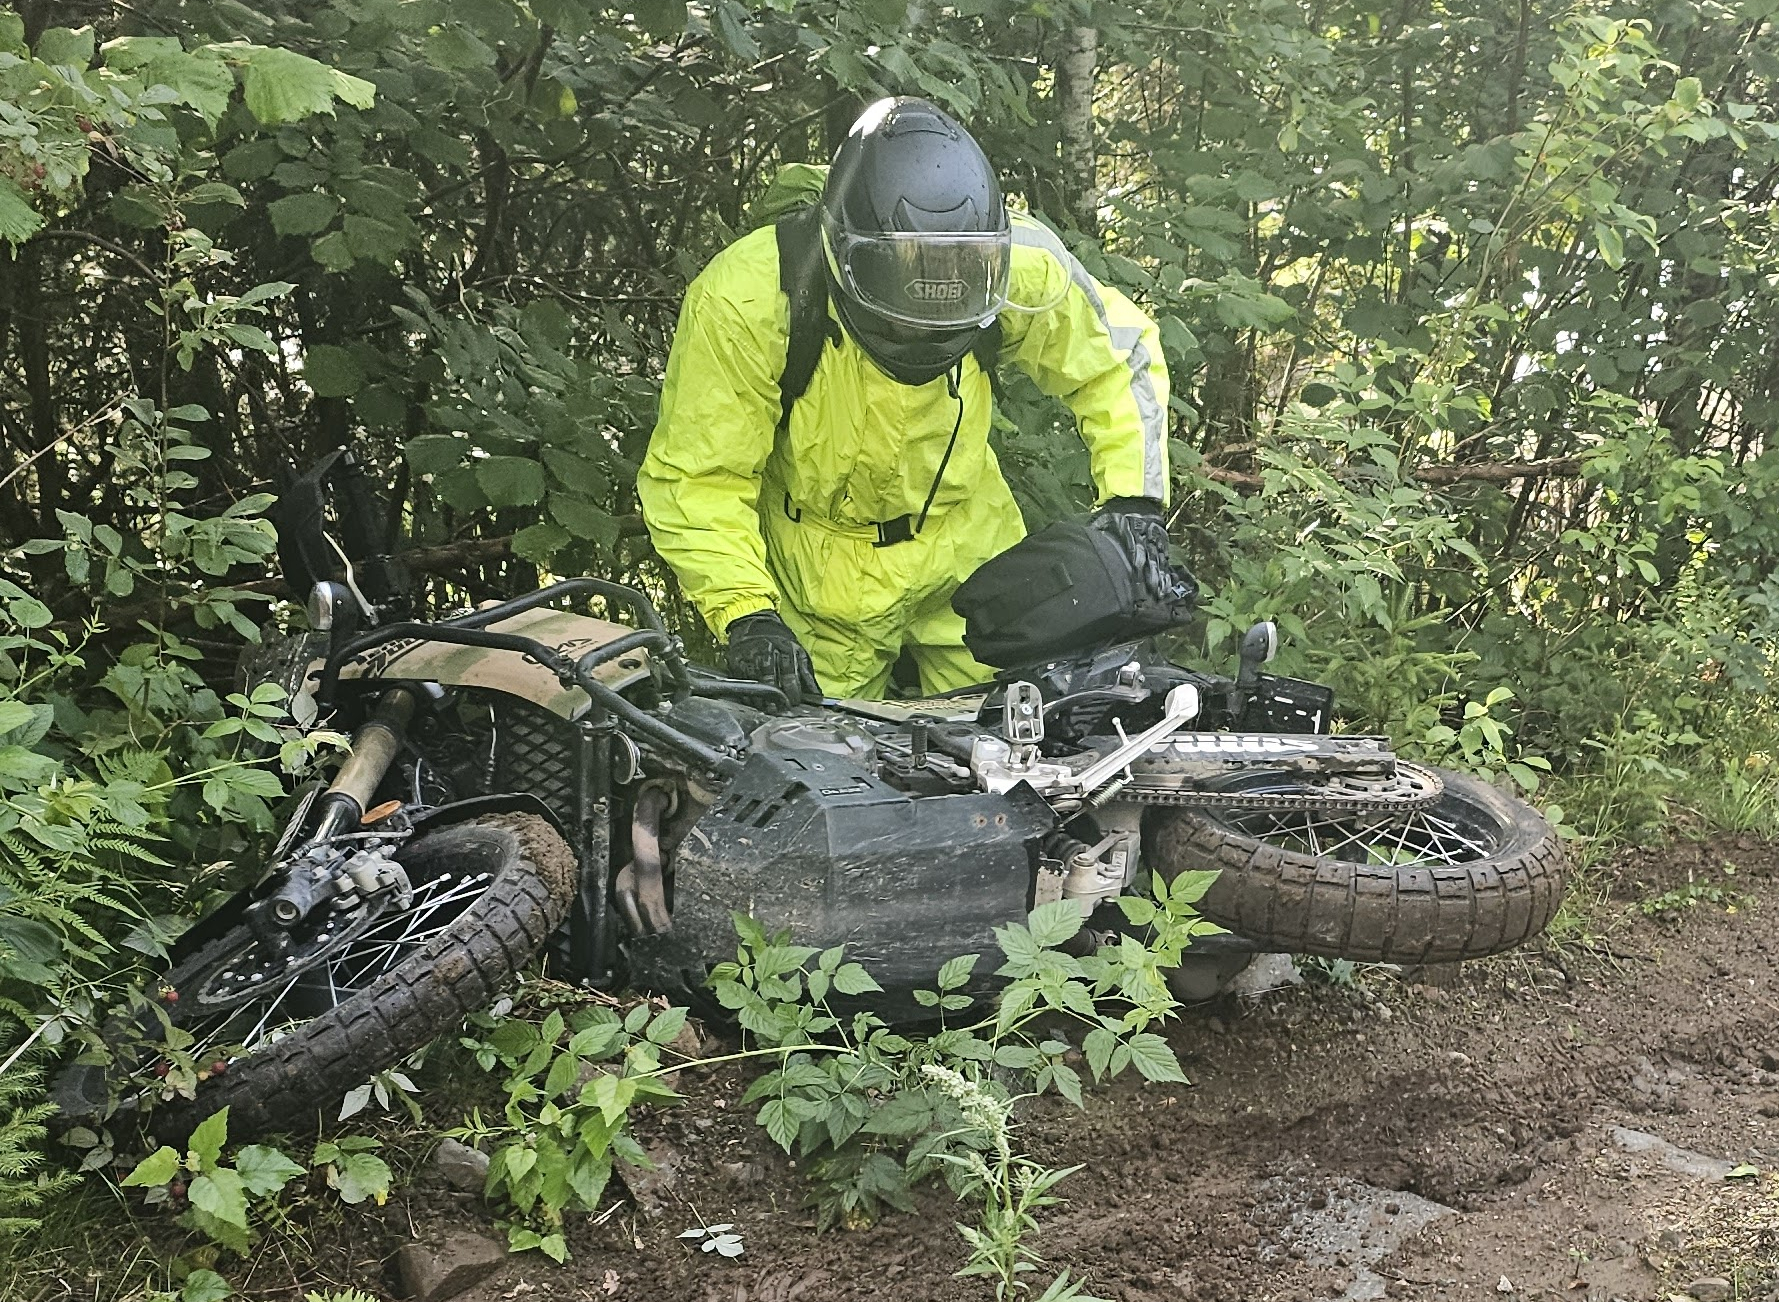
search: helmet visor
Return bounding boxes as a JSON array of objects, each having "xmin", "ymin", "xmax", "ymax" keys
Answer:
[{"xmin": 826, "ymin": 224, "xmax": 1012, "ymax": 329}]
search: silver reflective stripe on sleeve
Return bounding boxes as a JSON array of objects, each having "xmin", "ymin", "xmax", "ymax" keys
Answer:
[{"xmin": 1053, "ymin": 248, "xmax": 1167, "ymax": 500}]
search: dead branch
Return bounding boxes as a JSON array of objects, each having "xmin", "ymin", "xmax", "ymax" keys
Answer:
[{"xmin": 1199, "ymin": 455, "xmax": 1586, "ymax": 492}]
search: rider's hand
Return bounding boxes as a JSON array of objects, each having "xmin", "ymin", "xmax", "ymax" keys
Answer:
[
  {"xmin": 725, "ymin": 610, "xmax": 822, "ymax": 705},
  {"xmin": 1089, "ymin": 497, "xmax": 1196, "ymax": 609}
]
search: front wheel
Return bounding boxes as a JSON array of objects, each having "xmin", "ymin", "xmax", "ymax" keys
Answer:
[
  {"xmin": 1146, "ymin": 767, "xmax": 1566, "ymax": 964},
  {"xmin": 54, "ymin": 813, "xmax": 576, "ymax": 1143}
]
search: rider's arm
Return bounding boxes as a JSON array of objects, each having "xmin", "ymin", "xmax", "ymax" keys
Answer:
[
  {"xmin": 636, "ymin": 257, "xmax": 786, "ymax": 639},
  {"xmin": 1001, "ymin": 252, "xmax": 1170, "ymax": 506}
]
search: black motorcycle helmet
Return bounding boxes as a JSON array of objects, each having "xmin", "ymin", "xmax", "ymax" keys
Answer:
[{"xmin": 821, "ymin": 98, "xmax": 1012, "ymax": 386}]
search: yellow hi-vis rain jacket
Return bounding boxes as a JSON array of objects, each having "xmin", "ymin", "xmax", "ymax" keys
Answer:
[{"xmin": 637, "ymin": 225, "xmax": 1170, "ymax": 699}]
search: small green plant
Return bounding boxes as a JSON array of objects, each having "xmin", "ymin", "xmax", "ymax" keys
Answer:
[
  {"xmin": 453, "ymin": 994, "xmax": 688, "ymax": 1260},
  {"xmin": 717, "ymin": 897, "xmax": 1191, "ymax": 1230},
  {"xmin": 141, "ymin": 1269, "xmax": 233, "ymax": 1302},
  {"xmin": 1637, "ymin": 863, "xmax": 1740, "ymax": 919},
  {"xmin": 1297, "ymin": 956, "xmax": 1360, "ymax": 989},
  {"xmin": 311, "ymin": 1136, "xmax": 392, "ymax": 1205},
  {"xmin": 339, "ymin": 1060, "xmax": 423, "ymax": 1124},
  {"xmin": 922, "ymin": 1064, "xmax": 1103, "ymax": 1301},
  {"xmin": 0, "ymin": 1059, "xmax": 76, "ymax": 1235},
  {"xmin": 120, "ymin": 1107, "xmax": 304, "ymax": 1253},
  {"xmin": 1417, "ymin": 686, "xmax": 1552, "ymax": 794},
  {"xmin": 1691, "ymin": 751, "xmax": 1779, "ymax": 837},
  {"xmin": 678, "ymin": 1217, "xmax": 745, "ymax": 1258}
]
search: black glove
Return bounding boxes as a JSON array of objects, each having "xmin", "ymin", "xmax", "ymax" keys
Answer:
[
  {"xmin": 725, "ymin": 610, "xmax": 821, "ymax": 705},
  {"xmin": 1090, "ymin": 497, "xmax": 1197, "ymax": 611}
]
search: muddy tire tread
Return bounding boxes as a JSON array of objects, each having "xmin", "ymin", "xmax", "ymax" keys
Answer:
[
  {"xmin": 1149, "ymin": 768, "xmax": 1566, "ymax": 964},
  {"xmin": 142, "ymin": 813, "xmax": 575, "ymax": 1144}
]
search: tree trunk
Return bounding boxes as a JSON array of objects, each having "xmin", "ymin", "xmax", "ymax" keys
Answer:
[{"xmin": 1055, "ymin": 23, "xmax": 1099, "ymax": 236}]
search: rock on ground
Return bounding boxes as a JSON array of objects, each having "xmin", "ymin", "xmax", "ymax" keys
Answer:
[
  {"xmin": 432, "ymin": 1138, "xmax": 490, "ymax": 1193},
  {"xmin": 396, "ymin": 1230, "xmax": 507, "ymax": 1302}
]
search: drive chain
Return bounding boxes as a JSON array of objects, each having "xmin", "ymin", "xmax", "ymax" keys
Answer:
[{"xmin": 1114, "ymin": 763, "xmax": 1445, "ymax": 814}]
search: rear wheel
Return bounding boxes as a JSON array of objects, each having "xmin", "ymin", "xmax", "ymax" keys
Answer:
[
  {"xmin": 1147, "ymin": 767, "xmax": 1566, "ymax": 964},
  {"xmin": 54, "ymin": 813, "xmax": 576, "ymax": 1143}
]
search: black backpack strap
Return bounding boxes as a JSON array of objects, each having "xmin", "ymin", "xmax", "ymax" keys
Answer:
[
  {"xmin": 972, "ymin": 316, "xmax": 1005, "ymax": 406},
  {"xmin": 775, "ymin": 206, "xmax": 839, "ymax": 431}
]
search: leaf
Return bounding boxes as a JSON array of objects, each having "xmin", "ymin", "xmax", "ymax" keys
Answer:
[
  {"xmin": 303, "ymin": 344, "xmax": 365, "ymax": 397},
  {"xmin": 568, "ymin": 1021, "xmax": 626, "ymax": 1059},
  {"xmin": 235, "ymin": 1144, "xmax": 304, "ymax": 1197},
  {"xmin": 832, "ymin": 963, "xmax": 882, "ymax": 996},
  {"xmin": 544, "ymin": 1049, "xmax": 582, "ymax": 1100},
  {"xmin": 338, "ymin": 1082, "xmax": 373, "ymax": 1120},
  {"xmin": 512, "ymin": 521, "xmax": 570, "ymax": 563},
  {"xmin": 310, "ymin": 230, "xmax": 355, "ymax": 272},
  {"xmin": 549, "ymin": 494, "xmax": 619, "ymax": 545},
  {"xmin": 936, "ymin": 953, "xmax": 978, "ymax": 992},
  {"xmin": 236, "ymin": 45, "xmax": 377, "ymax": 124},
  {"xmin": 269, "ymin": 192, "xmax": 340, "ymax": 237},
  {"xmin": 0, "ymin": 179, "xmax": 45, "ymax": 249},
  {"xmin": 221, "ymin": 139, "xmax": 282, "ymax": 182},
  {"xmin": 646, "ymin": 1005, "xmax": 689, "ymax": 1046},
  {"xmin": 1050, "ymin": 1062, "xmax": 1084, "ymax": 1107},
  {"xmin": 187, "ymin": 1107, "xmax": 230, "ymax": 1172},
  {"xmin": 1594, "ymin": 223, "xmax": 1626, "ymax": 270},
  {"xmin": 153, "ymin": 51, "xmax": 235, "ymax": 126},
  {"xmin": 1026, "ymin": 900, "xmax": 1084, "ymax": 948},
  {"xmin": 37, "ymin": 26, "xmax": 96, "ymax": 69},
  {"xmin": 1117, "ymin": 895, "xmax": 1156, "ymax": 926},
  {"xmin": 325, "ymin": 1149, "xmax": 393, "ymax": 1205},
  {"xmin": 477, "ymin": 456, "xmax": 547, "ymax": 508},
  {"xmin": 1126, "ymin": 1032, "xmax": 1188, "ymax": 1083},
  {"xmin": 757, "ymin": 1098, "xmax": 799, "ymax": 1151},
  {"xmin": 541, "ymin": 447, "xmax": 609, "ymax": 496},
  {"xmin": 1726, "ymin": 1163, "xmax": 1760, "ymax": 1179},
  {"xmin": 180, "ymin": 1269, "xmax": 232, "ymax": 1302},
  {"xmin": 189, "ymin": 1167, "xmax": 249, "ymax": 1228},
  {"xmin": 1168, "ymin": 870, "xmax": 1220, "ymax": 906},
  {"xmin": 185, "ymin": 182, "xmax": 245, "ymax": 209},
  {"xmin": 1673, "ymin": 76, "xmax": 1702, "ymax": 111},
  {"xmin": 343, "ymin": 214, "xmax": 410, "ymax": 263},
  {"xmin": 1083, "ymin": 1027, "xmax": 1117, "ymax": 1082},
  {"xmin": 712, "ymin": 0, "xmax": 760, "ymax": 58},
  {"xmin": 992, "ymin": 1043, "xmax": 1040, "ymax": 1070},
  {"xmin": 122, "ymin": 1146, "xmax": 181, "ymax": 1187}
]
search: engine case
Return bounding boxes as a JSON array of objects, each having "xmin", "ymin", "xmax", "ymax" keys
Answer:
[{"xmin": 670, "ymin": 748, "xmax": 1056, "ymax": 1002}]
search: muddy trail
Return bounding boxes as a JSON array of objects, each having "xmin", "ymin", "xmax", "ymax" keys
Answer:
[{"xmin": 31, "ymin": 835, "xmax": 1779, "ymax": 1302}]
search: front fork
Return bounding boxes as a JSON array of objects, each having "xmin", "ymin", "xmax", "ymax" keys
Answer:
[{"xmin": 250, "ymin": 686, "xmax": 417, "ymax": 933}]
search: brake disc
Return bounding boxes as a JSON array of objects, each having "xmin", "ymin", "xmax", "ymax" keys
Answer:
[{"xmin": 184, "ymin": 899, "xmax": 395, "ymax": 1012}]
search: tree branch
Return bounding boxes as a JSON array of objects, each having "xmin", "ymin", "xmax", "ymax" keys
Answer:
[{"xmin": 1200, "ymin": 456, "xmax": 1586, "ymax": 492}]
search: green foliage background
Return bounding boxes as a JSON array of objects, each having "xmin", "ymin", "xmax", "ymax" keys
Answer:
[
  {"xmin": 0, "ymin": 0, "xmax": 1771, "ymax": 739},
  {"xmin": 0, "ymin": 0, "xmax": 1775, "ymax": 1263},
  {"xmin": 0, "ymin": 0, "xmax": 1770, "ymax": 944}
]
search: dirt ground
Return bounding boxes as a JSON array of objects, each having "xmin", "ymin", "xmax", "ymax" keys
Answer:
[{"xmin": 23, "ymin": 834, "xmax": 1779, "ymax": 1302}]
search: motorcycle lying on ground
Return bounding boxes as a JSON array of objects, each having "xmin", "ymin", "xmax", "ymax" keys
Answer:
[{"xmin": 54, "ymin": 454, "xmax": 1567, "ymax": 1141}]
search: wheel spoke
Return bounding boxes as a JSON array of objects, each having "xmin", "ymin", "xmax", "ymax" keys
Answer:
[
  {"xmin": 1214, "ymin": 792, "xmax": 1498, "ymax": 868},
  {"xmin": 141, "ymin": 867, "xmax": 497, "ymax": 1077}
]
